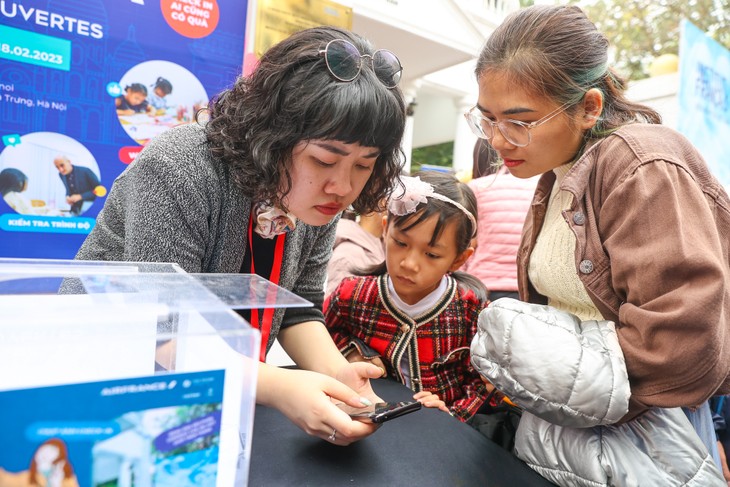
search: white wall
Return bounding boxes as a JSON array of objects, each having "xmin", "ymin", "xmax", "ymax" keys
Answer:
[
  {"xmin": 625, "ymin": 72, "xmax": 679, "ymax": 128},
  {"xmin": 412, "ymin": 93, "xmax": 461, "ymax": 148}
]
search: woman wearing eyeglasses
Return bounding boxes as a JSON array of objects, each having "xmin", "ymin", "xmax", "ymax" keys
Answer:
[
  {"xmin": 467, "ymin": 5, "xmax": 730, "ymax": 485},
  {"xmin": 74, "ymin": 26, "xmax": 406, "ymax": 445}
]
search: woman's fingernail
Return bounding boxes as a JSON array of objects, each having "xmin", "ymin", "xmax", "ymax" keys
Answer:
[
  {"xmin": 379, "ymin": 367, "xmax": 387, "ymax": 377},
  {"xmin": 359, "ymin": 397, "xmax": 373, "ymax": 406}
]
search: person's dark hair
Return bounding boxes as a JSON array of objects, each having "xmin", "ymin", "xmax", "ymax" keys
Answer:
[
  {"xmin": 206, "ymin": 26, "xmax": 406, "ymax": 214},
  {"xmin": 154, "ymin": 77, "xmax": 173, "ymax": 95},
  {"xmin": 475, "ymin": 5, "xmax": 660, "ymax": 141},
  {"xmin": 0, "ymin": 168, "xmax": 28, "ymax": 196},
  {"xmin": 360, "ymin": 170, "xmax": 487, "ymax": 303},
  {"xmin": 472, "ymin": 139, "xmax": 499, "ymax": 179},
  {"xmin": 125, "ymin": 83, "xmax": 148, "ymax": 95},
  {"xmin": 342, "ymin": 207, "xmax": 360, "ymax": 222}
]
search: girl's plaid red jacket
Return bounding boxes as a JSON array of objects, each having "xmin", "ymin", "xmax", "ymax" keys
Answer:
[{"xmin": 324, "ymin": 273, "xmax": 489, "ymax": 422}]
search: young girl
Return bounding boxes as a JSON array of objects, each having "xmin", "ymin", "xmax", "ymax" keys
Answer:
[
  {"xmin": 325, "ymin": 171, "xmax": 489, "ymax": 421},
  {"xmin": 115, "ymin": 82, "xmax": 151, "ymax": 115},
  {"xmin": 148, "ymin": 76, "xmax": 173, "ymax": 111},
  {"xmin": 0, "ymin": 168, "xmax": 62, "ymax": 216},
  {"xmin": 0, "ymin": 168, "xmax": 31, "ymax": 214}
]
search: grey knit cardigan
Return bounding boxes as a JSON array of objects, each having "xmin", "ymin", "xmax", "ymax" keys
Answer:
[{"xmin": 75, "ymin": 123, "xmax": 338, "ymax": 353}]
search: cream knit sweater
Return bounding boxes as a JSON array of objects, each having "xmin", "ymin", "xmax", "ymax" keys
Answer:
[{"xmin": 527, "ymin": 163, "xmax": 603, "ymax": 322}]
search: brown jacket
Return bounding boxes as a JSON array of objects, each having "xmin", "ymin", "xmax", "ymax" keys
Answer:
[{"xmin": 518, "ymin": 123, "xmax": 730, "ymax": 421}]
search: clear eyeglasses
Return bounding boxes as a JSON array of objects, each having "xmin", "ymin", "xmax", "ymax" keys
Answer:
[
  {"xmin": 463, "ymin": 103, "xmax": 572, "ymax": 147},
  {"xmin": 319, "ymin": 38, "xmax": 403, "ymax": 89}
]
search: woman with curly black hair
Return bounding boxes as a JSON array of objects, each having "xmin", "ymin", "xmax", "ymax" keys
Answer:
[{"xmin": 75, "ymin": 26, "xmax": 407, "ymax": 445}]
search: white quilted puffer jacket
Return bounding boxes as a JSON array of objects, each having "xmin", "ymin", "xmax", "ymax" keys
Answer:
[{"xmin": 470, "ymin": 298, "xmax": 725, "ymax": 487}]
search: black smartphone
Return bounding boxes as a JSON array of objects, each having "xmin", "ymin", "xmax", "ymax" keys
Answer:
[{"xmin": 338, "ymin": 400, "xmax": 422, "ymax": 423}]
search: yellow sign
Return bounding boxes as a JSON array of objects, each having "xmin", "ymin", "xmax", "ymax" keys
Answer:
[{"xmin": 254, "ymin": 0, "xmax": 353, "ymax": 58}]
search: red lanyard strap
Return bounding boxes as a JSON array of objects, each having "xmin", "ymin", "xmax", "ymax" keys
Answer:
[{"xmin": 247, "ymin": 216, "xmax": 286, "ymax": 361}]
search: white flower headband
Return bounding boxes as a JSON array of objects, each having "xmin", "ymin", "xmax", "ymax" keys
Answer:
[{"xmin": 388, "ymin": 176, "xmax": 477, "ymax": 237}]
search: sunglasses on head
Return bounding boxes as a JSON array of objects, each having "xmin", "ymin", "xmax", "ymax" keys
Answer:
[{"xmin": 319, "ymin": 38, "xmax": 403, "ymax": 89}]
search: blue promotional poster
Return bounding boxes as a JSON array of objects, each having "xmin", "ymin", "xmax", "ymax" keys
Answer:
[
  {"xmin": 0, "ymin": 0, "xmax": 248, "ymax": 258},
  {"xmin": 0, "ymin": 369, "xmax": 226, "ymax": 487},
  {"xmin": 677, "ymin": 20, "xmax": 730, "ymax": 187}
]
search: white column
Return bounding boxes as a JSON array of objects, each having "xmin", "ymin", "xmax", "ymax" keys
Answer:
[
  {"xmin": 118, "ymin": 459, "xmax": 132, "ymax": 487},
  {"xmin": 452, "ymin": 94, "xmax": 479, "ymax": 178},
  {"xmin": 401, "ymin": 80, "xmax": 421, "ymax": 175}
]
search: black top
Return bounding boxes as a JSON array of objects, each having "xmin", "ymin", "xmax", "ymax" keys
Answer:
[{"xmin": 238, "ymin": 231, "xmax": 278, "ymax": 324}]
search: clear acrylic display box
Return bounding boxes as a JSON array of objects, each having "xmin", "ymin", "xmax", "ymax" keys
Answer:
[{"xmin": 0, "ymin": 258, "xmax": 311, "ymax": 487}]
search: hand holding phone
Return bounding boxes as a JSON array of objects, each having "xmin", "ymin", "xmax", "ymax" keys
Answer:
[{"xmin": 338, "ymin": 400, "xmax": 422, "ymax": 423}]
